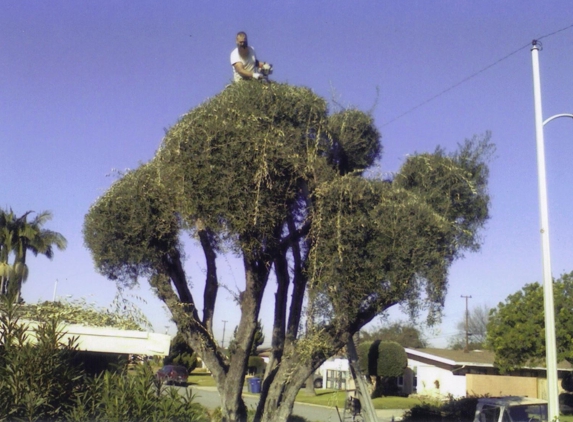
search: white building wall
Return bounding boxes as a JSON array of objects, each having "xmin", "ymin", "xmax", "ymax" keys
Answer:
[{"xmin": 412, "ymin": 360, "xmax": 466, "ymax": 398}]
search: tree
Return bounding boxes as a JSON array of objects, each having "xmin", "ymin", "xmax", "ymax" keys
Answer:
[
  {"xmin": 360, "ymin": 321, "xmax": 427, "ymax": 348},
  {"xmin": 227, "ymin": 320, "xmax": 265, "ymax": 357},
  {"xmin": 83, "ymin": 81, "xmax": 492, "ymax": 422},
  {"xmin": 356, "ymin": 340, "xmax": 407, "ymax": 397},
  {"xmin": 375, "ymin": 341, "xmax": 408, "ymax": 396},
  {"xmin": 487, "ymin": 272, "xmax": 573, "ymax": 372},
  {"xmin": 164, "ymin": 331, "xmax": 198, "ymax": 372},
  {"xmin": 0, "ymin": 209, "xmax": 67, "ymax": 299},
  {"xmin": 449, "ymin": 304, "xmax": 490, "ymax": 350}
]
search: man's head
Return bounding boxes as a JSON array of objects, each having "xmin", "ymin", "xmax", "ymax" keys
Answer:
[{"xmin": 236, "ymin": 32, "xmax": 248, "ymax": 50}]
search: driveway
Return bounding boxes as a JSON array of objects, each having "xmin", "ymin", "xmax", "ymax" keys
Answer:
[{"xmin": 186, "ymin": 386, "xmax": 405, "ymax": 422}]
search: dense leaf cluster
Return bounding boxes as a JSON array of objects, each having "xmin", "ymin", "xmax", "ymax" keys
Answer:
[
  {"xmin": 487, "ymin": 271, "xmax": 573, "ymax": 372},
  {"xmin": 360, "ymin": 321, "xmax": 427, "ymax": 348}
]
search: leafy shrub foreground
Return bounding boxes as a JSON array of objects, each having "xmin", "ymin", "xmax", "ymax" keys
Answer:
[
  {"xmin": 402, "ymin": 396, "xmax": 478, "ymax": 422},
  {"xmin": 0, "ymin": 296, "xmax": 209, "ymax": 422}
]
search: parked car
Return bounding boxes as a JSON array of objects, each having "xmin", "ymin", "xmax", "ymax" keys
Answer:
[
  {"xmin": 473, "ymin": 396, "xmax": 548, "ymax": 422},
  {"xmin": 155, "ymin": 365, "xmax": 188, "ymax": 386}
]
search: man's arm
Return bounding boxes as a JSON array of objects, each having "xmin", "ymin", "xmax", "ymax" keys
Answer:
[{"xmin": 232, "ymin": 61, "xmax": 260, "ymax": 79}]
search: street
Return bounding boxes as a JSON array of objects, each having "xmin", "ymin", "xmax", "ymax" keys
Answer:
[{"xmin": 183, "ymin": 386, "xmax": 405, "ymax": 422}]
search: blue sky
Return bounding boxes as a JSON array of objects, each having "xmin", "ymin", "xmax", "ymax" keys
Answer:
[{"xmin": 2, "ymin": 1, "xmax": 573, "ymax": 347}]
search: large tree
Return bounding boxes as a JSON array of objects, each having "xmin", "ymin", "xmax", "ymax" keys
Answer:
[
  {"xmin": 360, "ymin": 321, "xmax": 427, "ymax": 348},
  {"xmin": 83, "ymin": 81, "xmax": 492, "ymax": 422},
  {"xmin": 487, "ymin": 272, "xmax": 573, "ymax": 372},
  {"xmin": 0, "ymin": 209, "xmax": 67, "ymax": 299}
]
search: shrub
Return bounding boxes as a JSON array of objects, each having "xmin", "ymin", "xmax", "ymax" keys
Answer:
[
  {"xmin": 402, "ymin": 396, "xmax": 478, "ymax": 422},
  {"xmin": 0, "ymin": 296, "xmax": 209, "ymax": 422},
  {"xmin": 0, "ymin": 295, "xmax": 85, "ymax": 421},
  {"xmin": 67, "ymin": 365, "xmax": 210, "ymax": 422}
]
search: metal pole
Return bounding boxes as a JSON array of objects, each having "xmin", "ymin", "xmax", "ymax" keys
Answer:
[
  {"xmin": 531, "ymin": 40, "xmax": 560, "ymax": 421},
  {"xmin": 221, "ymin": 320, "xmax": 228, "ymax": 348},
  {"xmin": 347, "ymin": 337, "xmax": 378, "ymax": 422},
  {"xmin": 52, "ymin": 279, "xmax": 58, "ymax": 301}
]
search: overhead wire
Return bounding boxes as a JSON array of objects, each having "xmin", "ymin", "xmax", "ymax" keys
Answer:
[{"xmin": 381, "ymin": 22, "xmax": 573, "ymax": 128}]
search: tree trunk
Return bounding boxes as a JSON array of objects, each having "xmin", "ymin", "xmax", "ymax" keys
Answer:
[{"xmin": 304, "ymin": 375, "xmax": 316, "ymax": 396}]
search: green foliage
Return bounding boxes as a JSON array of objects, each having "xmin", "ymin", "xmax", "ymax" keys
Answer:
[
  {"xmin": 402, "ymin": 396, "xmax": 478, "ymax": 422},
  {"xmin": 164, "ymin": 331, "xmax": 198, "ymax": 372},
  {"xmin": 377, "ymin": 341, "xmax": 407, "ymax": 378},
  {"xmin": 0, "ymin": 208, "xmax": 67, "ymax": 298},
  {"xmin": 357, "ymin": 340, "xmax": 373, "ymax": 374},
  {"xmin": 487, "ymin": 271, "xmax": 573, "ymax": 372},
  {"xmin": 326, "ymin": 109, "xmax": 381, "ymax": 175},
  {"xmin": 361, "ymin": 321, "xmax": 427, "ymax": 348},
  {"xmin": 67, "ymin": 365, "xmax": 209, "ymax": 422},
  {"xmin": 228, "ymin": 320, "xmax": 264, "ymax": 356},
  {"xmin": 0, "ymin": 295, "xmax": 84, "ymax": 421},
  {"xmin": 0, "ymin": 296, "xmax": 208, "ymax": 422}
]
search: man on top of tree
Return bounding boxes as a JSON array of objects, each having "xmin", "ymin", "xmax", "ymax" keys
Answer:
[{"xmin": 230, "ymin": 31, "xmax": 268, "ymax": 82}]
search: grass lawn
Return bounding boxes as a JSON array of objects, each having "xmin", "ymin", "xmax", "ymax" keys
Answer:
[
  {"xmin": 189, "ymin": 372, "xmax": 420, "ymax": 409},
  {"xmin": 294, "ymin": 390, "xmax": 422, "ymax": 410},
  {"xmin": 188, "ymin": 370, "xmax": 217, "ymax": 387}
]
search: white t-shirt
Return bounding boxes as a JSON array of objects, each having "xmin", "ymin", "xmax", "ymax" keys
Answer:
[{"xmin": 230, "ymin": 46, "xmax": 257, "ymax": 82}]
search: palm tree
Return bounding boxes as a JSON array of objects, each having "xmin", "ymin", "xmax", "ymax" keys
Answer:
[
  {"xmin": 0, "ymin": 209, "xmax": 17, "ymax": 296},
  {"xmin": 0, "ymin": 209, "xmax": 67, "ymax": 300}
]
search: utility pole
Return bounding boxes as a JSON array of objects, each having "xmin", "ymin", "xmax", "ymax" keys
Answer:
[
  {"xmin": 461, "ymin": 295, "xmax": 472, "ymax": 353},
  {"xmin": 221, "ymin": 320, "xmax": 228, "ymax": 349}
]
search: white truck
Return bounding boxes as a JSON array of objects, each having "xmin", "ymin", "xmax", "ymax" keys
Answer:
[{"xmin": 473, "ymin": 397, "xmax": 548, "ymax": 422}]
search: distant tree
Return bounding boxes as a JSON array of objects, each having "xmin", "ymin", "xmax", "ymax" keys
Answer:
[
  {"xmin": 83, "ymin": 81, "xmax": 493, "ymax": 422},
  {"xmin": 0, "ymin": 209, "xmax": 67, "ymax": 300},
  {"xmin": 449, "ymin": 304, "xmax": 490, "ymax": 350},
  {"xmin": 357, "ymin": 340, "xmax": 374, "ymax": 374},
  {"xmin": 164, "ymin": 331, "xmax": 198, "ymax": 372},
  {"xmin": 356, "ymin": 340, "xmax": 407, "ymax": 397},
  {"xmin": 360, "ymin": 321, "xmax": 427, "ymax": 348},
  {"xmin": 487, "ymin": 272, "xmax": 573, "ymax": 372},
  {"xmin": 376, "ymin": 341, "xmax": 408, "ymax": 396},
  {"xmin": 228, "ymin": 320, "xmax": 265, "ymax": 356}
]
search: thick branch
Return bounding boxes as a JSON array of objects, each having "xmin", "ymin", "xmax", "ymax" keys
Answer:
[
  {"xmin": 198, "ymin": 228, "xmax": 218, "ymax": 334},
  {"xmin": 149, "ymin": 273, "xmax": 228, "ymax": 385}
]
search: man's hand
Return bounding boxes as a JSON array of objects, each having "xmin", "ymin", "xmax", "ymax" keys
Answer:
[{"xmin": 252, "ymin": 73, "xmax": 262, "ymax": 80}]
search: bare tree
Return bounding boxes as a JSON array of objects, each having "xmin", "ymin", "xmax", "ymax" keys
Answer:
[{"xmin": 450, "ymin": 304, "xmax": 490, "ymax": 350}]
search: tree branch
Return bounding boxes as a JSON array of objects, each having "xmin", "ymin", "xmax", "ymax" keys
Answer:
[{"xmin": 198, "ymin": 227, "xmax": 218, "ymax": 334}]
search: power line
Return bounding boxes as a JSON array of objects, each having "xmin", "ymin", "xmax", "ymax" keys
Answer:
[{"xmin": 381, "ymin": 22, "xmax": 573, "ymax": 128}]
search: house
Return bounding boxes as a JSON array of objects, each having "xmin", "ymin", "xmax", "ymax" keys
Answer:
[
  {"xmin": 311, "ymin": 348, "xmax": 573, "ymax": 397},
  {"xmin": 403, "ymin": 348, "xmax": 573, "ymax": 399},
  {"xmin": 316, "ymin": 356, "xmax": 352, "ymax": 390}
]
